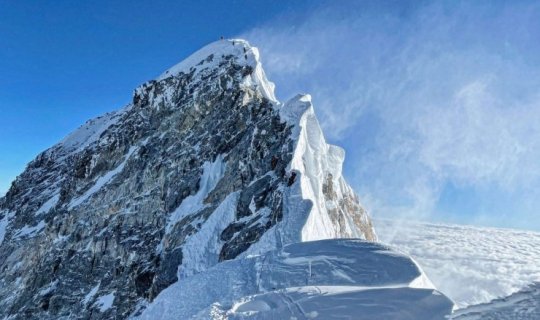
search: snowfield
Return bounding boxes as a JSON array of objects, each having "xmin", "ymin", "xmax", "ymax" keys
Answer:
[
  {"xmin": 135, "ymin": 239, "xmax": 453, "ymax": 319},
  {"xmin": 376, "ymin": 219, "xmax": 540, "ymax": 309}
]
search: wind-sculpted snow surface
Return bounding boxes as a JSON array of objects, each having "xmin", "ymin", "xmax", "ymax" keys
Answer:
[
  {"xmin": 136, "ymin": 239, "xmax": 454, "ymax": 319},
  {"xmin": 0, "ymin": 39, "xmax": 375, "ymax": 319},
  {"xmin": 376, "ymin": 219, "xmax": 540, "ymax": 309},
  {"xmin": 452, "ymin": 282, "xmax": 540, "ymax": 320}
]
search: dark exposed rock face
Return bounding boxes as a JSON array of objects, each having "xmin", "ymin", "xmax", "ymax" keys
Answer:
[{"xmin": 0, "ymin": 40, "xmax": 375, "ymax": 319}]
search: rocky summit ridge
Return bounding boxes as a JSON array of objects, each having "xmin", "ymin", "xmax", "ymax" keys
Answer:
[{"xmin": 0, "ymin": 39, "xmax": 376, "ymax": 319}]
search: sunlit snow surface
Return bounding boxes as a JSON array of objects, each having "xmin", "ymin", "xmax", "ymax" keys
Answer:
[
  {"xmin": 157, "ymin": 39, "xmax": 277, "ymax": 102},
  {"xmin": 452, "ymin": 282, "xmax": 540, "ymax": 319},
  {"xmin": 375, "ymin": 219, "xmax": 540, "ymax": 309},
  {"xmin": 135, "ymin": 239, "xmax": 453, "ymax": 319}
]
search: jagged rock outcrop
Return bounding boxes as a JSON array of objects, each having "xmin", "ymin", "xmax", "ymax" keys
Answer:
[{"xmin": 0, "ymin": 39, "xmax": 375, "ymax": 319}]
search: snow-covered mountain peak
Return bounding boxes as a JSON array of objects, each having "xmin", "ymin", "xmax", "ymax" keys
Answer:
[
  {"xmin": 156, "ymin": 38, "xmax": 277, "ymax": 102},
  {"xmin": 0, "ymin": 39, "xmax": 378, "ymax": 319},
  {"xmin": 157, "ymin": 39, "xmax": 253, "ymax": 79},
  {"xmin": 56, "ymin": 39, "xmax": 279, "ymax": 160}
]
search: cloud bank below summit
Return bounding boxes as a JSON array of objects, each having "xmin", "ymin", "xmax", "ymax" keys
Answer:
[{"xmin": 241, "ymin": 1, "xmax": 540, "ymax": 230}]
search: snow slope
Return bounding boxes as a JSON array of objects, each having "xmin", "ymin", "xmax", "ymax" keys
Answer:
[
  {"xmin": 376, "ymin": 219, "xmax": 540, "ymax": 309},
  {"xmin": 58, "ymin": 110, "xmax": 125, "ymax": 156},
  {"xmin": 452, "ymin": 282, "xmax": 540, "ymax": 319},
  {"xmin": 226, "ymin": 286, "xmax": 451, "ymax": 320},
  {"xmin": 135, "ymin": 239, "xmax": 453, "ymax": 319}
]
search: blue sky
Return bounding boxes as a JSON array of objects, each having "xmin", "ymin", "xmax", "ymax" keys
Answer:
[{"xmin": 2, "ymin": 1, "xmax": 540, "ymax": 230}]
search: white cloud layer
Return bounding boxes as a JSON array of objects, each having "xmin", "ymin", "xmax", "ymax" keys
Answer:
[
  {"xmin": 242, "ymin": 1, "xmax": 540, "ymax": 229},
  {"xmin": 376, "ymin": 218, "xmax": 540, "ymax": 308}
]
